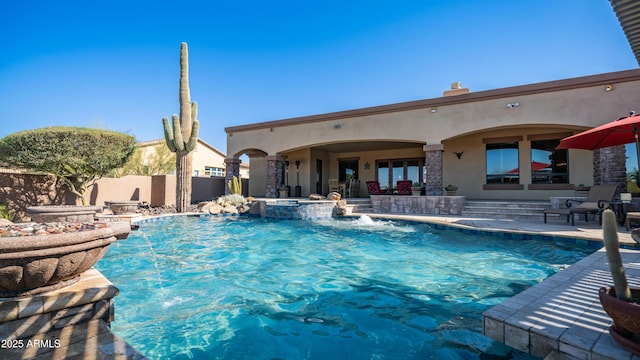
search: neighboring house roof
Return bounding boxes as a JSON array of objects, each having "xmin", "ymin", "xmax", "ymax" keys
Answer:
[
  {"xmin": 611, "ymin": 0, "xmax": 640, "ymax": 66},
  {"xmin": 138, "ymin": 138, "xmax": 225, "ymax": 157},
  {"xmin": 138, "ymin": 138, "xmax": 249, "ymax": 168}
]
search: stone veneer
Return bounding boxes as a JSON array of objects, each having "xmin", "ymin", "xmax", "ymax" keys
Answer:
[
  {"xmin": 0, "ymin": 268, "xmax": 145, "ymax": 359},
  {"xmin": 265, "ymin": 156, "xmax": 283, "ymax": 198},
  {"xmin": 594, "ymin": 146, "xmax": 626, "ymax": 190},
  {"xmin": 424, "ymin": 145, "xmax": 444, "ymax": 196},
  {"xmin": 370, "ymin": 195, "xmax": 464, "ymax": 215},
  {"xmin": 224, "ymin": 158, "xmax": 241, "ymax": 195},
  {"xmin": 263, "ymin": 200, "xmax": 336, "ymax": 220}
]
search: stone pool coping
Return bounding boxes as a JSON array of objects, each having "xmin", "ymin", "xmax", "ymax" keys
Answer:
[{"xmin": 483, "ymin": 248, "xmax": 640, "ymax": 360}]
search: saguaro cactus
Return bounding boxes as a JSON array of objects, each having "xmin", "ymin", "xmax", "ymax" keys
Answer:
[{"xmin": 163, "ymin": 42, "xmax": 200, "ymax": 212}]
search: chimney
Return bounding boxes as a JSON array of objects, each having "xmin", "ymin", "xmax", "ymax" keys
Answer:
[{"xmin": 443, "ymin": 82, "xmax": 470, "ymax": 97}]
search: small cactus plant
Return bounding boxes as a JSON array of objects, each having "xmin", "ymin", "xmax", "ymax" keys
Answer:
[
  {"xmin": 602, "ymin": 209, "xmax": 633, "ymax": 302},
  {"xmin": 228, "ymin": 176, "xmax": 242, "ymax": 195}
]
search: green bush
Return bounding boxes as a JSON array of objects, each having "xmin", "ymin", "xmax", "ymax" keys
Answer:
[
  {"xmin": 0, "ymin": 203, "xmax": 12, "ymax": 221},
  {"xmin": 0, "ymin": 127, "xmax": 136, "ymax": 205}
]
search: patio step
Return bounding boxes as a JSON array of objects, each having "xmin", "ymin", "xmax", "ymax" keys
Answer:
[
  {"xmin": 348, "ymin": 198, "xmax": 563, "ymax": 221},
  {"xmin": 462, "ymin": 200, "xmax": 552, "ymax": 220},
  {"xmin": 346, "ymin": 198, "xmax": 373, "ymax": 213}
]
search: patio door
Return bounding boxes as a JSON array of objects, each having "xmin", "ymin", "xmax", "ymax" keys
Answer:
[{"xmin": 338, "ymin": 159, "xmax": 359, "ymax": 182}]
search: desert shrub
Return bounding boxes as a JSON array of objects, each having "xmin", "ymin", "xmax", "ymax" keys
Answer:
[
  {"xmin": 216, "ymin": 194, "xmax": 246, "ymax": 207},
  {"xmin": 0, "ymin": 127, "xmax": 136, "ymax": 204}
]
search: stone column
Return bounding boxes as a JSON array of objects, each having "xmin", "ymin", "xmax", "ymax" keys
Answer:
[
  {"xmin": 224, "ymin": 157, "xmax": 241, "ymax": 195},
  {"xmin": 593, "ymin": 146, "xmax": 627, "ymax": 191},
  {"xmin": 424, "ymin": 144, "xmax": 444, "ymax": 195},
  {"xmin": 265, "ymin": 155, "xmax": 284, "ymax": 198}
]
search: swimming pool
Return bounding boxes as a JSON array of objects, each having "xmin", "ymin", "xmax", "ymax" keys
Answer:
[{"xmin": 95, "ymin": 215, "xmax": 595, "ymax": 359}]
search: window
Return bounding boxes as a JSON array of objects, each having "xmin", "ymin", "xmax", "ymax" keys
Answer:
[
  {"xmin": 338, "ymin": 160, "xmax": 358, "ymax": 182},
  {"xmin": 204, "ymin": 166, "xmax": 225, "ymax": 177},
  {"xmin": 486, "ymin": 142, "xmax": 519, "ymax": 184},
  {"xmin": 531, "ymin": 139, "xmax": 568, "ymax": 184},
  {"xmin": 377, "ymin": 159, "xmax": 424, "ymax": 189},
  {"xmin": 377, "ymin": 162, "xmax": 389, "ymax": 189}
]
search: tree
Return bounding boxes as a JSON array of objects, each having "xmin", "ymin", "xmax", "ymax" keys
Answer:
[
  {"xmin": 111, "ymin": 143, "xmax": 176, "ymax": 177},
  {"xmin": 163, "ymin": 42, "xmax": 200, "ymax": 212},
  {"xmin": 0, "ymin": 127, "xmax": 136, "ymax": 205}
]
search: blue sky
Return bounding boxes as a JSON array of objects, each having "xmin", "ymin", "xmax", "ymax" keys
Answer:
[{"xmin": 0, "ymin": 1, "xmax": 637, "ymax": 161}]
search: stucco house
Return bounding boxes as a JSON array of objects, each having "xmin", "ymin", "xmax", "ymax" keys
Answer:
[
  {"xmin": 223, "ymin": 1, "xmax": 640, "ymax": 201},
  {"xmin": 138, "ymin": 138, "xmax": 249, "ymax": 178},
  {"xmin": 224, "ymin": 69, "xmax": 640, "ymax": 200}
]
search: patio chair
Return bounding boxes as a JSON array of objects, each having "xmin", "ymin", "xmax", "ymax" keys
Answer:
[
  {"xmin": 346, "ymin": 178, "xmax": 361, "ymax": 198},
  {"xmin": 366, "ymin": 181, "xmax": 386, "ymax": 195},
  {"xmin": 328, "ymin": 178, "xmax": 342, "ymax": 196},
  {"xmin": 396, "ymin": 180, "xmax": 413, "ymax": 195},
  {"xmin": 543, "ymin": 184, "xmax": 618, "ymax": 226}
]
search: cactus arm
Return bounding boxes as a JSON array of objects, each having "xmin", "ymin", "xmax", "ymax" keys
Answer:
[
  {"xmin": 602, "ymin": 209, "xmax": 633, "ymax": 302},
  {"xmin": 172, "ymin": 114, "xmax": 185, "ymax": 152},
  {"xmin": 185, "ymin": 120, "xmax": 199, "ymax": 152},
  {"xmin": 162, "ymin": 117, "xmax": 177, "ymax": 152},
  {"xmin": 191, "ymin": 101, "xmax": 198, "ymax": 123}
]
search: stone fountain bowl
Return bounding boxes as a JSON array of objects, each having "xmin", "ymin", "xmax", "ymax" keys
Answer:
[
  {"xmin": 27, "ymin": 205, "xmax": 102, "ymax": 223},
  {"xmin": 0, "ymin": 222, "xmax": 130, "ymax": 298},
  {"xmin": 104, "ymin": 200, "xmax": 140, "ymax": 215}
]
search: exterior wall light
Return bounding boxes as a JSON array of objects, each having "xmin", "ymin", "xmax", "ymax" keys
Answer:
[{"xmin": 507, "ymin": 102, "xmax": 519, "ymax": 109}]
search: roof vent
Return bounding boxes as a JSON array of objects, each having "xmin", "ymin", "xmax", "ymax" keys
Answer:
[{"xmin": 443, "ymin": 82, "xmax": 470, "ymax": 97}]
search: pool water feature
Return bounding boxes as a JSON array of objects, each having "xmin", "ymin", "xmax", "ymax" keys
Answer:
[{"xmin": 96, "ymin": 215, "xmax": 595, "ymax": 359}]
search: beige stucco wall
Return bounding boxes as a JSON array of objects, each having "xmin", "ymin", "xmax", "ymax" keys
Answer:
[
  {"xmin": 226, "ymin": 70, "xmax": 640, "ymax": 200},
  {"xmin": 247, "ymin": 156, "xmax": 267, "ymax": 197},
  {"xmin": 443, "ymin": 128, "xmax": 593, "ymax": 200},
  {"xmin": 228, "ymin": 80, "xmax": 640, "ymax": 158},
  {"xmin": 92, "ymin": 175, "xmax": 151, "ymax": 206},
  {"xmin": 191, "ymin": 142, "xmax": 224, "ymax": 176}
]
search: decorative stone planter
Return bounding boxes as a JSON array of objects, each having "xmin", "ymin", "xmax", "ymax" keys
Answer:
[
  {"xmin": 26, "ymin": 205, "xmax": 101, "ymax": 223},
  {"xmin": 599, "ymin": 286, "xmax": 640, "ymax": 355},
  {"xmin": 0, "ymin": 222, "xmax": 130, "ymax": 297},
  {"xmin": 105, "ymin": 200, "xmax": 139, "ymax": 215}
]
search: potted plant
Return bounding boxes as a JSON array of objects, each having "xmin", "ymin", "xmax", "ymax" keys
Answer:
[
  {"xmin": 412, "ymin": 182, "xmax": 422, "ymax": 196},
  {"xmin": 444, "ymin": 184, "xmax": 458, "ymax": 196},
  {"xmin": 598, "ymin": 209, "xmax": 640, "ymax": 355}
]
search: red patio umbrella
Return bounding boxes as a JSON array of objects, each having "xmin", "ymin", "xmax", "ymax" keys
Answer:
[{"xmin": 557, "ymin": 112, "xmax": 640, "ymax": 171}]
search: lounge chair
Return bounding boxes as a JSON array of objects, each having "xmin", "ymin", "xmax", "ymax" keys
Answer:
[
  {"xmin": 396, "ymin": 180, "xmax": 413, "ymax": 195},
  {"xmin": 543, "ymin": 184, "xmax": 618, "ymax": 226},
  {"xmin": 366, "ymin": 181, "xmax": 387, "ymax": 195}
]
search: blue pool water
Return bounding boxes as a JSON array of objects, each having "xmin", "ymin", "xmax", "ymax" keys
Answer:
[{"xmin": 95, "ymin": 215, "xmax": 595, "ymax": 359}]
